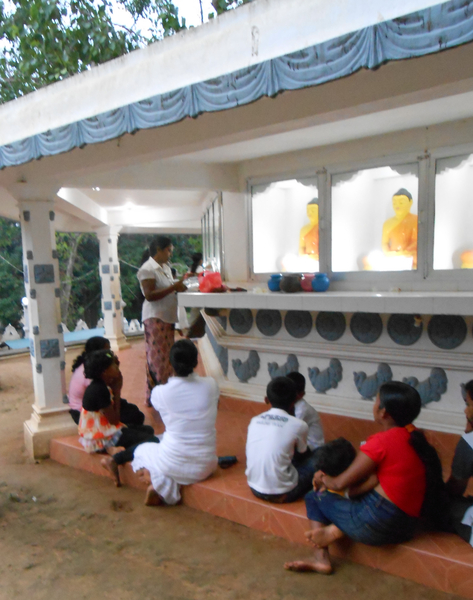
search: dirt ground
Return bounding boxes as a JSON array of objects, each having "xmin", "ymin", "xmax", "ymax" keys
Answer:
[{"xmin": 0, "ymin": 350, "xmax": 463, "ymax": 600}]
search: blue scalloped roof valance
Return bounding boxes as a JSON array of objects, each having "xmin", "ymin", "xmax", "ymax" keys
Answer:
[{"xmin": 1, "ymin": 0, "xmax": 473, "ymax": 169}]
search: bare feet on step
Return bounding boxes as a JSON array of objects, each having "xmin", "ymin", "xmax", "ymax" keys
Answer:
[
  {"xmin": 144, "ymin": 485, "xmax": 164, "ymax": 507},
  {"xmin": 305, "ymin": 524, "xmax": 344, "ymax": 548},
  {"xmin": 284, "ymin": 560, "xmax": 333, "ymax": 575},
  {"xmin": 100, "ymin": 457, "xmax": 121, "ymax": 487}
]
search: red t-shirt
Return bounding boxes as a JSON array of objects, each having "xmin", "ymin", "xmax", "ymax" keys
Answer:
[{"xmin": 361, "ymin": 427, "xmax": 426, "ymax": 517}]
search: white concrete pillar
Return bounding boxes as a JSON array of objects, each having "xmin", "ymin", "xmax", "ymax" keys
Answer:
[
  {"xmin": 96, "ymin": 226, "xmax": 129, "ymax": 352},
  {"xmin": 221, "ymin": 192, "xmax": 248, "ymax": 282},
  {"xmin": 12, "ymin": 188, "xmax": 77, "ymax": 458}
]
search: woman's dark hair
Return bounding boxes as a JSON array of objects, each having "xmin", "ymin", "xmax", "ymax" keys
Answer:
[
  {"xmin": 378, "ymin": 381, "xmax": 421, "ymax": 427},
  {"xmin": 379, "ymin": 381, "xmax": 448, "ymax": 529},
  {"xmin": 170, "ymin": 339, "xmax": 198, "ymax": 377},
  {"xmin": 190, "ymin": 252, "xmax": 203, "ymax": 274},
  {"xmin": 141, "ymin": 236, "xmax": 173, "ymax": 265},
  {"xmin": 84, "ymin": 349, "xmax": 115, "ymax": 380},
  {"xmin": 71, "ymin": 336, "xmax": 110, "ymax": 372}
]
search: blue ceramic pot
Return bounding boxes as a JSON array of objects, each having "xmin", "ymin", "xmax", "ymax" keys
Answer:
[
  {"xmin": 312, "ymin": 273, "xmax": 330, "ymax": 292},
  {"xmin": 267, "ymin": 273, "xmax": 283, "ymax": 292}
]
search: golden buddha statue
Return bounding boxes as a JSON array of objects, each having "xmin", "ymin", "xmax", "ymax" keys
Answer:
[
  {"xmin": 299, "ymin": 198, "xmax": 319, "ymax": 261},
  {"xmin": 381, "ymin": 188, "xmax": 418, "ymax": 269}
]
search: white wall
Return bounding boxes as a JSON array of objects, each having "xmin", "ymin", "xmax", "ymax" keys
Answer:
[{"xmin": 222, "ymin": 192, "xmax": 248, "ymax": 282}]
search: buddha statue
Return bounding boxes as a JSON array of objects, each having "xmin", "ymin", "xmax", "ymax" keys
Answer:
[
  {"xmin": 381, "ymin": 188, "xmax": 418, "ymax": 269},
  {"xmin": 299, "ymin": 197, "xmax": 319, "ymax": 261}
]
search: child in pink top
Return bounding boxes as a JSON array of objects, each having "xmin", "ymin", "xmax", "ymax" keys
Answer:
[{"xmin": 68, "ymin": 336, "xmax": 145, "ymax": 427}]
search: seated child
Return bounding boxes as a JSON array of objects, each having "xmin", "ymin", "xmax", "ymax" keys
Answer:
[
  {"xmin": 68, "ymin": 336, "xmax": 145, "ymax": 426},
  {"xmin": 287, "ymin": 372, "xmax": 324, "ymax": 451},
  {"xmin": 245, "ymin": 376, "xmax": 319, "ymax": 503},
  {"xmin": 78, "ymin": 349, "xmax": 158, "ymax": 486},
  {"xmin": 313, "ymin": 437, "xmax": 378, "ymax": 499},
  {"xmin": 446, "ymin": 379, "xmax": 473, "ymax": 546}
]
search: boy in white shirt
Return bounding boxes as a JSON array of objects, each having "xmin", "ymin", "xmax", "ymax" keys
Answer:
[
  {"xmin": 245, "ymin": 377, "xmax": 320, "ymax": 503},
  {"xmin": 287, "ymin": 372, "xmax": 324, "ymax": 451}
]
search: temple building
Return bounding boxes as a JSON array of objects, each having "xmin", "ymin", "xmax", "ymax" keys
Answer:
[{"xmin": 0, "ymin": 0, "xmax": 473, "ymax": 459}]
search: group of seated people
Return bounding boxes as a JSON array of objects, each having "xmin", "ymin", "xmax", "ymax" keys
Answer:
[{"xmin": 69, "ymin": 336, "xmax": 473, "ymax": 574}]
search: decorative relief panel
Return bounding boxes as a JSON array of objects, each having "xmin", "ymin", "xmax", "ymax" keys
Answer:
[
  {"xmin": 354, "ymin": 363, "xmax": 393, "ymax": 400},
  {"xmin": 232, "ymin": 350, "xmax": 260, "ymax": 383},
  {"xmin": 387, "ymin": 314, "xmax": 423, "ymax": 346},
  {"xmin": 308, "ymin": 358, "xmax": 343, "ymax": 394},
  {"xmin": 229, "ymin": 309, "xmax": 253, "ymax": 334},
  {"xmin": 206, "ymin": 325, "xmax": 228, "ymax": 375},
  {"xmin": 403, "ymin": 368, "xmax": 448, "ymax": 406},
  {"xmin": 34, "ymin": 264, "xmax": 55, "ymax": 284},
  {"xmin": 256, "ymin": 310, "xmax": 282, "ymax": 336},
  {"xmin": 315, "ymin": 311, "xmax": 346, "ymax": 341},
  {"xmin": 350, "ymin": 312, "xmax": 383, "ymax": 344},
  {"xmin": 40, "ymin": 338, "xmax": 60, "ymax": 359},
  {"xmin": 268, "ymin": 354, "xmax": 299, "ymax": 379},
  {"xmin": 428, "ymin": 315, "xmax": 467, "ymax": 349},
  {"xmin": 285, "ymin": 311, "xmax": 312, "ymax": 339}
]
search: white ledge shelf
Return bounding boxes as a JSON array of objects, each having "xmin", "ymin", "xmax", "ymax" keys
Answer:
[{"xmin": 179, "ymin": 290, "xmax": 473, "ymax": 315}]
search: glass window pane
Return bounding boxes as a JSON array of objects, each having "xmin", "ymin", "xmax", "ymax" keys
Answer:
[
  {"xmin": 434, "ymin": 154, "xmax": 473, "ymax": 270},
  {"xmin": 251, "ymin": 178, "xmax": 319, "ymax": 274},
  {"xmin": 331, "ymin": 164, "xmax": 419, "ymax": 272}
]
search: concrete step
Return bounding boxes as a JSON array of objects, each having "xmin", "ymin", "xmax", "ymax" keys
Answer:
[{"xmin": 50, "ymin": 397, "xmax": 473, "ymax": 599}]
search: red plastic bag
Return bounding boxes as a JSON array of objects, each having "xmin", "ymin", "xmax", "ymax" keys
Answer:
[{"xmin": 198, "ymin": 271, "xmax": 223, "ymax": 293}]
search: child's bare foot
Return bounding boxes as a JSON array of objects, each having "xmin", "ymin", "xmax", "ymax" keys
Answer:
[
  {"xmin": 144, "ymin": 485, "xmax": 163, "ymax": 506},
  {"xmin": 305, "ymin": 524, "xmax": 344, "ymax": 548},
  {"xmin": 100, "ymin": 457, "xmax": 121, "ymax": 487},
  {"xmin": 284, "ymin": 560, "xmax": 333, "ymax": 575},
  {"xmin": 106, "ymin": 446, "xmax": 125, "ymax": 456},
  {"xmin": 136, "ymin": 468, "xmax": 152, "ymax": 486}
]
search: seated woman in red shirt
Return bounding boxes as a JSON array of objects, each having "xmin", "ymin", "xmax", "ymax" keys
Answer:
[{"xmin": 285, "ymin": 381, "xmax": 445, "ymax": 575}]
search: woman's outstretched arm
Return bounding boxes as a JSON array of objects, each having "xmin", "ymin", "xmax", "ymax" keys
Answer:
[{"xmin": 320, "ymin": 451, "xmax": 377, "ymax": 492}]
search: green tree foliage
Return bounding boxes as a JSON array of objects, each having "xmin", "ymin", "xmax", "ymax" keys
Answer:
[
  {"xmin": 56, "ymin": 232, "xmax": 101, "ymax": 330},
  {"xmin": 210, "ymin": 0, "xmax": 252, "ymax": 16},
  {"xmin": 0, "ymin": 217, "xmax": 202, "ymax": 331},
  {"xmin": 0, "ymin": 0, "xmax": 186, "ymax": 104},
  {"xmin": 0, "ymin": 217, "xmax": 23, "ymax": 329}
]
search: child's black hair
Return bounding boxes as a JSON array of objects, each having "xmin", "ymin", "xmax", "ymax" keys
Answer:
[
  {"xmin": 71, "ymin": 336, "xmax": 110, "ymax": 372},
  {"xmin": 266, "ymin": 377, "xmax": 297, "ymax": 411},
  {"xmin": 315, "ymin": 438, "xmax": 356, "ymax": 477},
  {"xmin": 287, "ymin": 371, "xmax": 305, "ymax": 395},
  {"xmin": 170, "ymin": 339, "xmax": 198, "ymax": 377},
  {"xmin": 84, "ymin": 349, "xmax": 115, "ymax": 381},
  {"xmin": 379, "ymin": 381, "xmax": 449, "ymax": 529}
]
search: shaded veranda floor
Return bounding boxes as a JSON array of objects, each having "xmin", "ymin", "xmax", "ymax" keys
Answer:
[{"xmin": 0, "ymin": 338, "xmax": 464, "ymax": 600}]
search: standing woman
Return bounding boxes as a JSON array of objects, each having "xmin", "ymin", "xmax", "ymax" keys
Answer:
[{"xmin": 138, "ymin": 236, "xmax": 187, "ymax": 405}]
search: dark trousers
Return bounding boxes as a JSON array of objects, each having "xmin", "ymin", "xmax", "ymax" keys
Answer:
[{"xmin": 113, "ymin": 426, "xmax": 159, "ymax": 465}]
